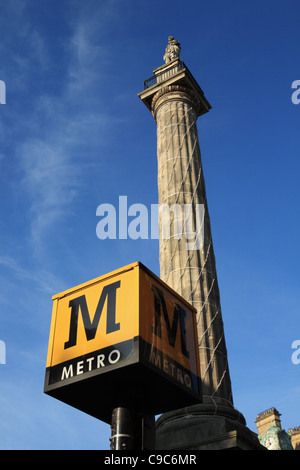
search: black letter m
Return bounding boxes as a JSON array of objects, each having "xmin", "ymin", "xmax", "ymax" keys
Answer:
[
  {"xmin": 151, "ymin": 284, "xmax": 189, "ymax": 358},
  {"xmin": 64, "ymin": 281, "xmax": 121, "ymax": 349}
]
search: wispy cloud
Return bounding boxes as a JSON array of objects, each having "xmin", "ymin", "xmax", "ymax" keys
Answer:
[
  {"xmin": 1, "ymin": 2, "xmax": 127, "ymax": 285},
  {"xmin": 0, "ymin": 254, "xmax": 60, "ymax": 294},
  {"xmin": 20, "ymin": 136, "xmax": 78, "ymax": 246},
  {"xmin": 67, "ymin": 20, "xmax": 108, "ymax": 94},
  {"xmin": 10, "ymin": 5, "xmax": 120, "ymax": 251}
]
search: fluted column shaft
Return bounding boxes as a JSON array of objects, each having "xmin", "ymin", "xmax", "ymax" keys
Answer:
[{"xmin": 153, "ymin": 86, "xmax": 233, "ymax": 405}]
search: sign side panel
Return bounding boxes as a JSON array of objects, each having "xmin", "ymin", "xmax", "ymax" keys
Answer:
[
  {"xmin": 140, "ymin": 338, "xmax": 201, "ymax": 398},
  {"xmin": 139, "ymin": 268, "xmax": 201, "ymax": 391},
  {"xmin": 46, "ymin": 299, "xmax": 59, "ymax": 368}
]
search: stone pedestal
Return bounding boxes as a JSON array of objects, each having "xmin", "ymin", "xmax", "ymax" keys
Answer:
[{"xmin": 156, "ymin": 399, "xmax": 265, "ymax": 450}]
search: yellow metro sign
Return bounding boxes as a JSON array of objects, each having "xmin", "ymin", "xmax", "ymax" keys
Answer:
[{"xmin": 44, "ymin": 262, "xmax": 201, "ymax": 423}]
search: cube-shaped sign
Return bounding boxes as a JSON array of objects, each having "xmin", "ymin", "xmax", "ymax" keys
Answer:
[{"xmin": 44, "ymin": 262, "xmax": 201, "ymax": 423}]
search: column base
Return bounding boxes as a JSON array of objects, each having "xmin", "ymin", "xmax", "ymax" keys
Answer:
[{"xmin": 155, "ymin": 400, "xmax": 265, "ymax": 450}]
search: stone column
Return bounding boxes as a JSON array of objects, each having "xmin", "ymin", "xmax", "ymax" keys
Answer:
[
  {"xmin": 153, "ymin": 85, "xmax": 232, "ymax": 405},
  {"xmin": 138, "ymin": 40, "xmax": 263, "ymax": 449}
]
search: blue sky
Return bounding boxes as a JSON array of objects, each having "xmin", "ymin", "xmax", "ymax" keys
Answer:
[{"xmin": 0, "ymin": 0, "xmax": 299, "ymax": 450}]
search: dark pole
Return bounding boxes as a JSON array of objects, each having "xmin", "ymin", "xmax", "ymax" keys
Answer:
[
  {"xmin": 110, "ymin": 407, "xmax": 136, "ymax": 450},
  {"xmin": 110, "ymin": 408, "xmax": 156, "ymax": 450},
  {"xmin": 139, "ymin": 413, "xmax": 156, "ymax": 450}
]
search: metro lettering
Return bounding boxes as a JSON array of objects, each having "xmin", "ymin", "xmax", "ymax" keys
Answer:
[
  {"xmin": 151, "ymin": 284, "xmax": 189, "ymax": 357},
  {"xmin": 149, "ymin": 349, "xmax": 192, "ymax": 388},
  {"xmin": 60, "ymin": 348, "xmax": 121, "ymax": 380},
  {"xmin": 61, "ymin": 364, "xmax": 73, "ymax": 380},
  {"xmin": 64, "ymin": 280, "xmax": 121, "ymax": 349}
]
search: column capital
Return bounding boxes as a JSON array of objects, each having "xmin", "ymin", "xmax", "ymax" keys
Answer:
[
  {"xmin": 151, "ymin": 84, "xmax": 204, "ymax": 121},
  {"xmin": 138, "ymin": 60, "xmax": 211, "ymax": 118}
]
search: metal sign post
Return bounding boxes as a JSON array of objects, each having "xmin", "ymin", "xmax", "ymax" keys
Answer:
[
  {"xmin": 110, "ymin": 407, "xmax": 136, "ymax": 450},
  {"xmin": 110, "ymin": 408, "xmax": 156, "ymax": 450}
]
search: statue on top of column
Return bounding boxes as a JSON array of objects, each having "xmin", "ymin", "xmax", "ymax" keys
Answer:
[{"xmin": 163, "ymin": 36, "xmax": 181, "ymax": 63}]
